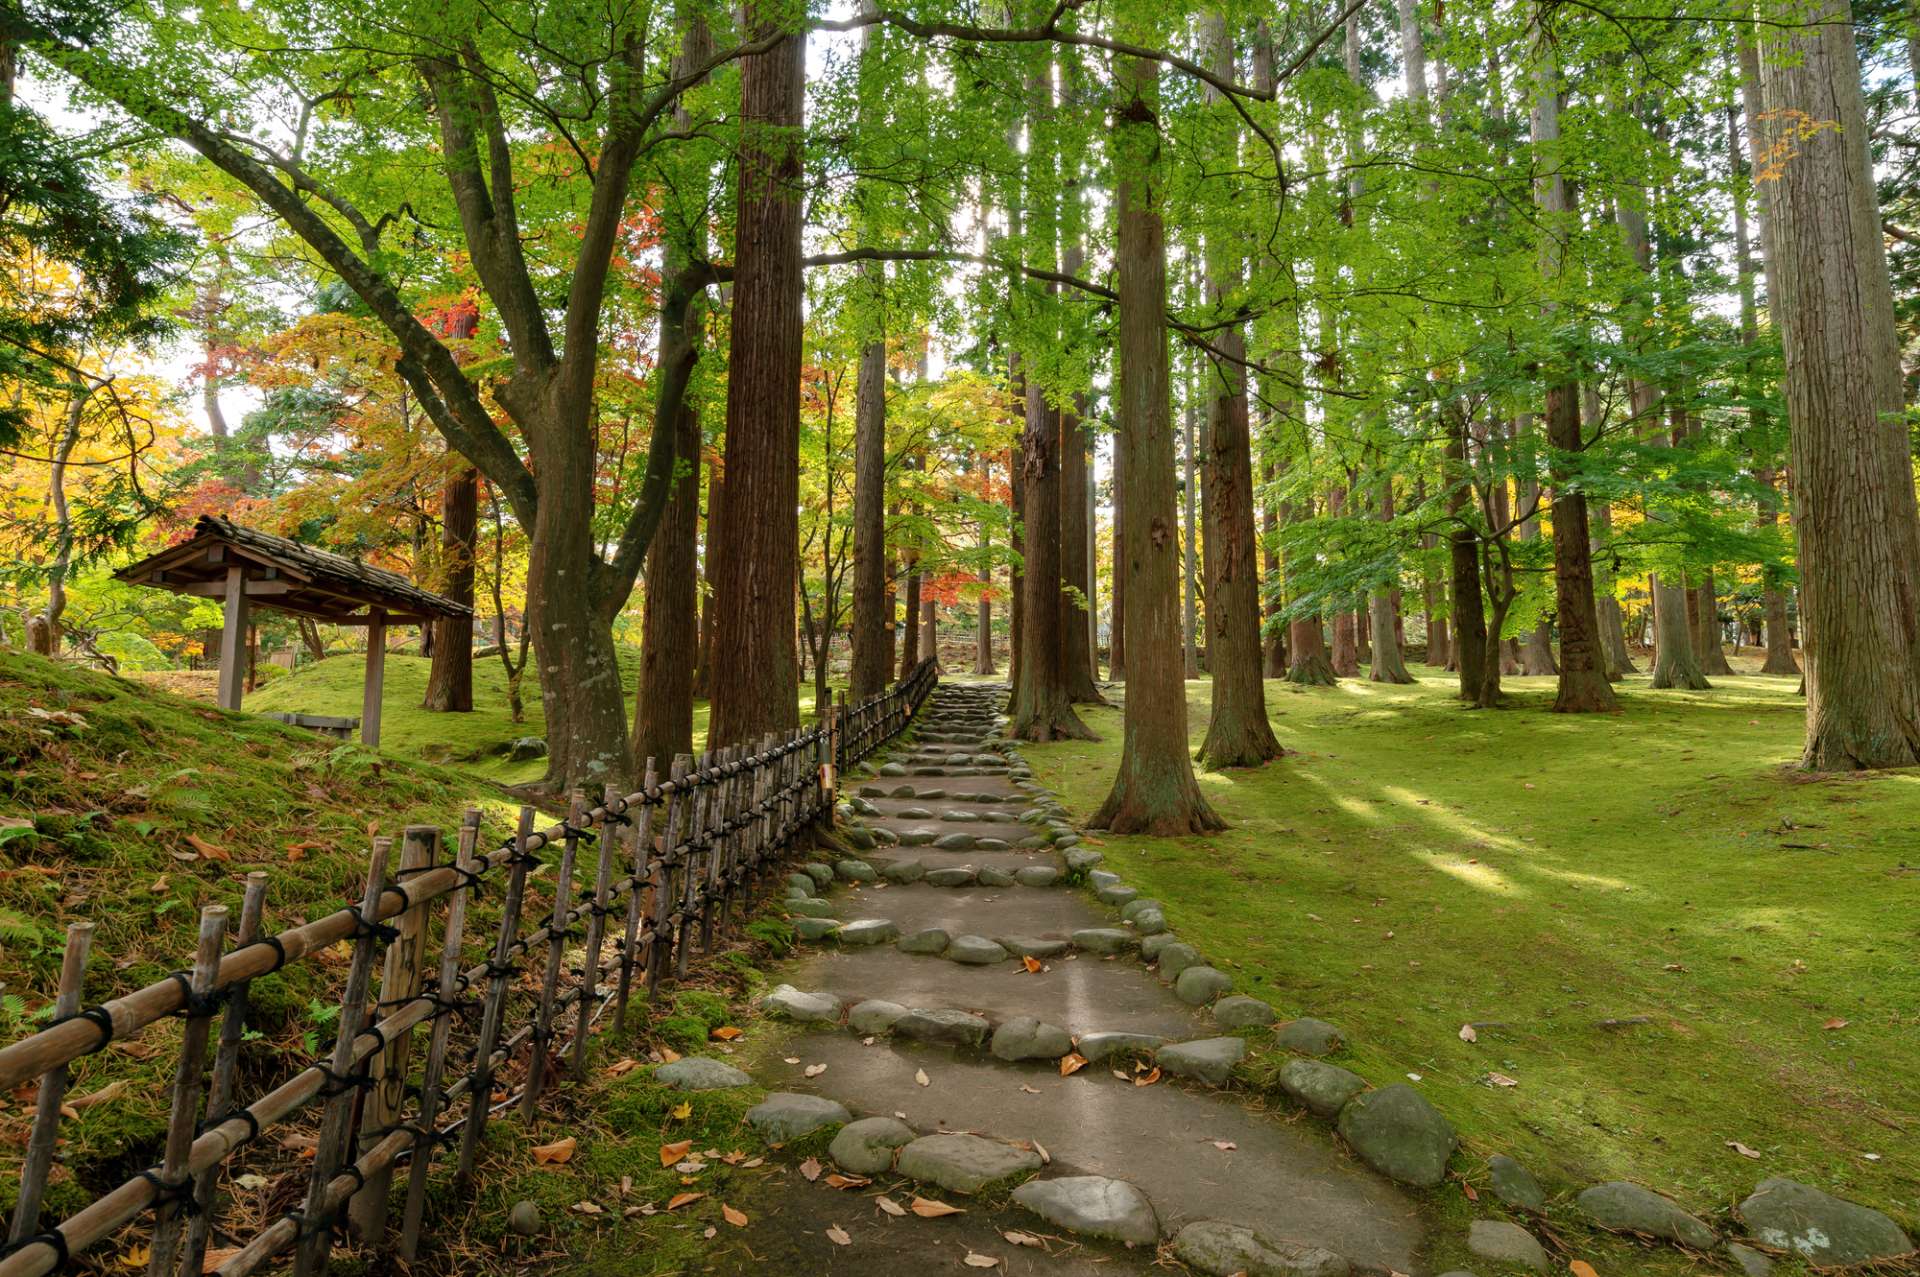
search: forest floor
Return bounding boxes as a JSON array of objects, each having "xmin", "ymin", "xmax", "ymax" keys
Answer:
[{"xmin": 1014, "ymin": 657, "xmax": 1920, "ymax": 1237}]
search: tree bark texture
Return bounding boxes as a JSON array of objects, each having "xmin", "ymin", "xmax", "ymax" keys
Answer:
[{"xmin": 423, "ymin": 465, "xmax": 478, "ymax": 712}]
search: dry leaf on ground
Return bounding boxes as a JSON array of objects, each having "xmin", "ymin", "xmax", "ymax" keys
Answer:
[
  {"xmin": 963, "ymin": 1253, "xmax": 1000, "ymax": 1268},
  {"xmin": 1059, "ymin": 1053, "xmax": 1087, "ymax": 1076},
  {"xmin": 533, "ymin": 1136, "xmax": 577, "ymax": 1165},
  {"xmin": 876, "ymin": 1197, "xmax": 906, "ymax": 1217},
  {"xmin": 722, "ymin": 1203, "xmax": 748, "ymax": 1227},
  {"xmin": 666, "ymin": 1192, "xmax": 704, "ymax": 1211},
  {"xmin": 910, "ymin": 1196, "xmax": 965, "ymax": 1218},
  {"xmin": 826, "ymin": 1225, "xmax": 852, "ymax": 1246},
  {"xmin": 659, "ymin": 1140, "xmax": 693, "ymax": 1167},
  {"xmin": 800, "ymin": 1156, "xmax": 823, "ymax": 1181},
  {"xmin": 711, "ymin": 1026, "xmax": 744, "ymax": 1040}
]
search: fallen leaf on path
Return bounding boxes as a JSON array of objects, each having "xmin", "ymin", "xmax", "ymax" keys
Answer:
[
  {"xmin": 665, "ymin": 1192, "xmax": 704, "ymax": 1211},
  {"xmin": 1727, "ymin": 1141, "xmax": 1762, "ymax": 1159},
  {"xmin": 658, "ymin": 1047, "xmax": 682, "ymax": 1063},
  {"xmin": 572, "ymin": 1200, "xmax": 604, "ymax": 1215},
  {"xmin": 711, "ymin": 1026, "xmax": 743, "ymax": 1041},
  {"xmin": 915, "ymin": 1068, "xmax": 930, "ymax": 1087},
  {"xmin": 1461, "ymin": 1181, "xmax": 1479, "ymax": 1202},
  {"xmin": 606, "ymin": 1058, "xmax": 640, "ymax": 1076},
  {"xmin": 1021, "ymin": 956, "xmax": 1042, "ymax": 974},
  {"xmin": 805, "ymin": 1063, "xmax": 827, "ymax": 1077},
  {"xmin": 826, "ymin": 1225, "xmax": 852, "ymax": 1246},
  {"xmin": 1004, "ymin": 1231, "xmax": 1041, "ymax": 1247},
  {"xmin": 825, "ymin": 1173, "xmax": 871, "ymax": 1190},
  {"xmin": 876, "ymin": 1197, "xmax": 906, "ymax": 1217},
  {"xmin": 118, "ymin": 1244, "xmax": 151, "ymax": 1270},
  {"xmin": 1570, "ymin": 1262, "xmax": 1600, "ymax": 1277},
  {"xmin": 1484, "ymin": 1073, "xmax": 1519, "ymax": 1088},
  {"xmin": 722, "ymin": 1203, "xmax": 748, "ymax": 1227},
  {"xmin": 1822, "ymin": 1018, "xmax": 1849, "ymax": 1030},
  {"xmin": 670, "ymin": 1101, "xmax": 692, "ymax": 1119},
  {"xmin": 1133, "ymin": 1068, "xmax": 1161, "ymax": 1087},
  {"xmin": 69, "ymin": 1079, "xmax": 129, "ymax": 1108},
  {"xmin": 1059, "ymin": 1053, "xmax": 1087, "ymax": 1076},
  {"xmin": 1020, "ymin": 1085, "xmax": 1040, "ymax": 1094},
  {"xmin": 963, "ymin": 1254, "xmax": 1000, "ymax": 1268},
  {"xmin": 800, "ymin": 1157, "xmax": 823, "ymax": 1182},
  {"xmin": 187, "ymin": 835, "xmax": 230, "ymax": 861},
  {"xmin": 533, "ymin": 1137, "xmax": 577, "ymax": 1165},
  {"xmin": 1212, "ymin": 1140, "xmax": 1237, "ymax": 1151},
  {"xmin": 910, "ymin": 1196, "xmax": 965, "ymax": 1218},
  {"xmin": 659, "ymin": 1140, "xmax": 693, "ymax": 1167}
]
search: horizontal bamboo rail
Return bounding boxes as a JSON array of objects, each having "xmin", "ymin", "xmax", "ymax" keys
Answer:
[{"xmin": 0, "ymin": 659, "xmax": 936, "ymax": 1277}]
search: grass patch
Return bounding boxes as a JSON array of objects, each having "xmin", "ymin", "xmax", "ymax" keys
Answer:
[{"xmin": 1022, "ymin": 665, "xmax": 1920, "ymax": 1238}]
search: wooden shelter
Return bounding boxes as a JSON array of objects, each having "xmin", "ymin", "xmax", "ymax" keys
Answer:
[{"xmin": 116, "ymin": 516, "xmax": 471, "ymax": 747}]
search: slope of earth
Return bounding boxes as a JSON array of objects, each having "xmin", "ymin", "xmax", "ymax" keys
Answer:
[
  {"xmin": 0, "ymin": 648, "xmax": 517, "ymax": 1221},
  {"xmin": 1019, "ymin": 665, "xmax": 1920, "ymax": 1249}
]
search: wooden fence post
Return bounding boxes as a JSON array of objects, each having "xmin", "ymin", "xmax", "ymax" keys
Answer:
[
  {"xmin": 7, "ymin": 920, "xmax": 94, "ymax": 1247},
  {"xmin": 457, "ymin": 807, "xmax": 534, "ymax": 1191},
  {"xmin": 574, "ymin": 784, "xmax": 619, "ymax": 1079},
  {"xmin": 675, "ymin": 753, "xmax": 713, "ymax": 979},
  {"xmin": 648, "ymin": 756, "xmax": 690, "ymax": 997},
  {"xmin": 399, "ymin": 809, "xmax": 480, "ymax": 1260},
  {"xmin": 292, "ymin": 840, "xmax": 389, "ymax": 1277},
  {"xmin": 183, "ymin": 873, "xmax": 267, "ymax": 1276},
  {"xmin": 145, "ymin": 905, "xmax": 228, "ymax": 1277},
  {"xmin": 524, "ymin": 792, "xmax": 583, "ymax": 1119},
  {"xmin": 613, "ymin": 758, "xmax": 657, "ymax": 1033}
]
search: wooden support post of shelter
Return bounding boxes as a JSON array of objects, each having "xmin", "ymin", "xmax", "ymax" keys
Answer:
[{"xmin": 114, "ymin": 516, "xmax": 470, "ymax": 749}]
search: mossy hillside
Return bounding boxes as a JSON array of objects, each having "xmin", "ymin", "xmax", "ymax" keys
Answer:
[
  {"xmin": 1022, "ymin": 670, "xmax": 1920, "ymax": 1244},
  {"xmin": 0, "ymin": 648, "xmax": 519, "ymax": 1214}
]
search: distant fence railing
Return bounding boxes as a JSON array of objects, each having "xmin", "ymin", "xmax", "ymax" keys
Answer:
[{"xmin": 0, "ymin": 658, "xmax": 937, "ymax": 1277}]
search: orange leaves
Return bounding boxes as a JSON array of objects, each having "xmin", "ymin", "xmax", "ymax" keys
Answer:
[
  {"xmin": 909, "ymin": 1196, "xmax": 965, "ymax": 1218},
  {"xmin": 659, "ymin": 1139, "xmax": 692, "ymax": 1168},
  {"xmin": 1059, "ymin": 1053, "xmax": 1088, "ymax": 1077},
  {"xmin": 531, "ymin": 1136, "xmax": 576, "ymax": 1166},
  {"xmin": 721, "ymin": 1203, "xmax": 749, "ymax": 1228},
  {"xmin": 710, "ymin": 1026, "xmax": 744, "ymax": 1041},
  {"xmin": 666, "ymin": 1191, "xmax": 704, "ymax": 1212}
]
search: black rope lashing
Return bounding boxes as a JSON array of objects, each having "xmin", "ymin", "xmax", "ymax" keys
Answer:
[
  {"xmin": 162, "ymin": 971, "xmax": 221, "ymax": 1018},
  {"xmin": 49, "ymin": 1003, "xmax": 116, "ymax": 1055},
  {"xmin": 0, "ymin": 1229, "xmax": 70, "ymax": 1268},
  {"xmin": 316, "ymin": 1063, "xmax": 373, "ymax": 1099},
  {"xmin": 348, "ymin": 911, "xmax": 400, "ymax": 944},
  {"xmin": 135, "ymin": 1168, "xmax": 200, "ymax": 1217},
  {"xmin": 197, "ymin": 1105, "xmax": 263, "ymax": 1144},
  {"xmin": 237, "ymin": 934, "xmax": 289, "ymax": 974}
]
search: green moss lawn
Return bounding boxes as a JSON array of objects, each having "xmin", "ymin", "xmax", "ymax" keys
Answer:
[{"xmin": 1023, "ymin": 667, "xmax": 1920, "ymax": 1237}]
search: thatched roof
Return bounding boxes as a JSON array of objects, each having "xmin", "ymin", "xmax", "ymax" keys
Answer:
[{"xmin": 115, "ymin": 516, "xmax": 471, "ymax": 624}]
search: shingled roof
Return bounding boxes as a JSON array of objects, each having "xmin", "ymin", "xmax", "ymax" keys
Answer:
[{"xmin": 115, "ymin": 516, "xmax": 471, "ymax": 623}]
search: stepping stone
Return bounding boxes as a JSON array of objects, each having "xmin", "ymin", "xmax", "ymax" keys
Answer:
[
  {"xmin": 1131, "ymin": 907, "xmax": 1168, "ymax": 935},
  {"xmin": 879, "ymin": 763, "xmax": 907, "ymax": 776},
  {"xmin": 1017, "ymin": 835, "xmax": 1051, "ymax": 850},
  {"xmin": 1076, "ymin": 1031, "xmax": 1166, "ymax": 1063},
  {"xmin": 1278, "ymin": 1059, "xmax": 1367, "ymax": 1118},
  {"xmin": 893, "ymin": 1008, "xmax": 991, "ymax": 1048},
  {"xmin": 1088, "ymin": 869, "xmax": 1122, "ymax": 890},
  {"xmin": 1488, "ymin": 1154, "xmax": 1545, "ymax": 1212},
  {"xmin": 762, "ymin": 985, "xmax": 841, "ymax": 1023},
  {"xmin": 1214, "ymin": 996, "xmax": 1276, "ymax": 1028},
  {"xmin": 975, "ymin": 837, "xmax": 1012, "ymax": 852},
  {"xmin": 978, "ymin": 866, "xmax": 1016, "ymax": 887},
  {"xmin": 1072, "ymin": 927, "xmax": 1136, "ymax": 954},
  {"xmin": 1140, "ymin": 932, "xmax": 1182, "ymax": 961},
  {"xmin": 857, "ymin": 785, "xmax": 887, "ymax": 798},
  {"xmin": 897, "ymin": 927, "xmax": 951, "ymax": 955},
  {"xmin": 1012, "ymin": 1175, "xmax": 1159, "ymax": 1245},
  {"xmin": 849, "ymin": 999, "xmax": 910, "ymax": 1034},
  {"xmin": 1158, "ymin": 1037, "xmax": 1247, "ymax": 1085},
  {"xmin": 836, "ymin": 918, "xmax": 899, "ymax": 946},
  {"xmin": 897, "ymin": 806, "xmax": 934, "ymax": 819},
  {"xmin": 890, "ymin": 784, "xmax": 919, "ymax": 798},
  {"xmin": 915, "ymin": 788, "xmax": 948, "ymax": 800},
  {"xmin": 1467, "ymin": 1219, "xmax": 1547, "ymax": 1272},
  {"xmin": 834, "ymin": 859, "xmax": 877, "ymax": 882},
  {"xmin": 1120, "ymin": 898, "xmax": 1162, "ymax": 921},
  {"xmin": 1338, "ymin": 1085, "xmax": 1457, "ymax": 1188},
  {"xmin": 785, "ymin": 873, "xmax": 815, "ymax": 896},
  {"xmin": 1738, "ymin": 1177, "xmax": 1911, "ymax": 1264},
  {"xmin": 899, "ymin": 828, "xmax": 937, "ymax": 846},
  {"xmin": 1156, "ymin": 942, "xmax": 1202, "ymax": 980},
  {"xmin": 802, "ymin": 862, "xmax": 835, "ymax": 887},
  {"xmin": 996, "ymin": 936, "xmax": 1070, "ymax": 960},
  {"xmin": 990, "ymin": 1016, "xmax": 1073, "ymax": 1061},
  {"xmin": 1576, "ymin": 1182, "xmax": 1716, "ymax": 1250},
  {"xmin": 844, "ymin": 826, "xmax": 877, "ymax": 851},
  {"xmin": 872, "ymin": 826, "xmax": 899, "ymax": 846},
  {"xmin": 746, "ymin": 1092, "xmax": 851, "ymax": 1142},
  {"xmin": 895, "ymin": 1133, "xmax": 1042, "ymax": 1195},
  {"xmin": 880, "ymin": 859, "xmax": 926, "ymax": 884},
  {"xmin": 934, "ymin": 833, "xmax": 976, "ymax": 850},
  {"xmin": 1172, "ymin": 1220, "xmax": 1351, "ymax": 1277},
  {"xmin": 1727, "ymin": 1243, "xmax": 1775, "ymax": 1277},
  {"xmin": 1054, "ymin": 833, "xmax": 1081, "ymax": 848},
  {"xmin": 830, "ymin": 1116, "xmax": 916, "ymax": 1174},
  {"xmin": 1175, "ymin": 966, "xmax": 1233, "ymax": 1005},
  {"xmin": 656, "ymin": 1057, "xmax": 752, "ymax": 1091},
  {"xmin": 926, "ymin": 866, "xmax": 978, "ymax": 887},
  {"xmin": 946, "ymin": 935, "xmax": 1009, "ymax": 965},
  {"xmin": 1275, "ymin": 1017, "xmax": 1345, "ymax": 1056},
  {"xmin": 792, "ymin": 917, "xmax": 841, "ymax": 941},
  {"xmin": 1064, "ymin": 848, "xmax": 1104, "ymax": 873},
  {"xmin": 941, "ymin": 809, "xmax": 979, "ymax": 822},
  {"xmin": 1014, "ymin": 865, "xmax": 1060, "ymax": 888},
  {"xmin": 785, "ymin": 898, "xmax": 839, "ymax": 919}
]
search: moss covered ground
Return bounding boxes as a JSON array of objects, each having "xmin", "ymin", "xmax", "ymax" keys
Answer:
[{"xmin": 1018, "ymin": 663, "xmax": 1920, "ymax": 1257}]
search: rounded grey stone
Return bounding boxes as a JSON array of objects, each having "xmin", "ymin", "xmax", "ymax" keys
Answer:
[
  {"xmin": 1727, "ymin": 1243, "xmax": 1775, "ymax": 1277},
  {"xmin": 1213, "ymin": 995, "xmax": 1276, "ymax": 1028},
  {"xmin": 1174, "ymin": 966, "xmax": 1233, "ymax": 1006},
  {"xmin": 1158, "ymin": 1036, "xmax": 1247, "ymax": 1085},
  {"xmin": 785, "ymin": 897, "xmax": 839, "ymax": 919},
  {"xmin": 1576, "ymin": 1182, "xmax": 1716, "ymax": 1251},
  {"xmin": 871, "ymin": 825, "xmax": 899, "ymax": 846},
  {"xmin": 801, "ymin": 862, "xmax": 835, "ymax": 887},
  {"xmin": 1076, "ymin": 1031, "xmax": 1166, "ymax": 1063},
  {"xmin": 1738, "ymin": 1177, "xmax": 1910, "ymax": 1264},
  {"xmin": 1275, "ymin": 1017, "xmax": 1345, "ymax": 1056},
  {"xmin": 1011, "ymin": 1175, "xmax": 1159, "ymax": 1245},
  {"xmin": 1338, "ymin": 1085, "xmax": 1457, "ymax": 1188},
  {"xmin": 844, "ymin": 826, "xmax": 877, "ymax": 851},
  {"xmin": 990, "ymin": 1016, "xmax": 1074, "ymax": 1061},
  {"xmin": 656, "ymin": 1056, "xmax": 753, "ymax": 1091},
  {"xmin": 975, "ymin": 837, "xmax": 1012, "ymax": 851},
  {"xmin": 889, "ymin": 784, "xmax": 919, "ymax": 798},
  {"xmin": 1487, "ymin": 1154, "xmax": 1545, "ymax": 1212},
  {"xmin": 946, "ymin": 934, "xmax": 1009, "ymax": 965},
  {"xmin": 880, "ymin": 858, "xmax": 926, "ymax": 884},
  {"xmin": 996, "ymin": 935, "xmax": 1070, "ymax": 959},
  {"xmin": 893, "ymin": 1007, "xmax": 991, "ymax": 1047},
  {"xmin": 878, "ymin": 762, "xmax": 908, "ymax": 776},
  {"xmin": 898, "ymin": 828, "xmax": 937, "ymax": 846},
  {"xmin": 833, "ymin": 858, "xmax": 877, "ymax": 882},
  {"xmin": 1120, "ymin": 897, "xmax": 1163, "ymax": 922},
  {"xmin": 896, "ymin": 1133, "xmax": 1042, "ymax": 1194},
  {"xmin": 829, "ymin": 1116, "xmax": 916, "ymax": 1175},
  {"xmin": 933, "ymin": 832, "xmax": 977, "ymax": 850},
  {"xmin": 784, "ymin": 873, "xmax": 815, "ymax": 896},
  {"xmin": 1278, "ymin": 1058, "xmax": 1367, "ymax": 1118},
  {"xmin": 978, "ymin": 865, "xmax": 1016, "ymax": 887},
  {"xmin": 1131, "ymin": 907, "xmax": 1168, "ymax": 935},
  {"xmin": 1087, "ymin": 869, "xmax": 1122, "ymax": 890},
  {"xmin": 1014, "ymin": 865, "xmax": 1060, "ymax": 888},
  {"xmin": 897, "ymin": 927, "xmax": 951, "ymax": 955},
  {"xmin": 849, "ymin": 999, "xmax": 910, "ymax": 1033},
  {"xmin": 941, "ymin": 809, "xmax": 979, "ymax": 822},
  {"xmin": 925, "ymin": 866, "xmax": 978, "ymax": 887},
  {"xmin": 761, "ymin": 985, "xmax": 841, "ymax": 1023},
  {"xmin": 1467, "ymin": 1219, "xmax": 1547, "ymax": 1272},
  {"xmin": 1054, "ymin": 833, "xmax": 1081, "ymax": 848},
  {"xmin": 1140, "ymin": 932, "xmax": 1182, "ymax": 961},
  {"xmin": 836, "ymin": 917, "xmax": 899, "ymax": 946},
  {"xmin": 1017, "ymin": 835, "xmax": 1051, "ymax": 850},
  {"xmin": 897, "ymin": 806, "xmax": 934, "ymax": 819},
  {"xmin": 792, "ymin": 917, "xmax": 842, "ymax": 941},
  {"xmin": 1072, "ymin": 927, "xmax": 1137, "ymax": 954},
  {"xmin": 508, "ymin": 1199, "xmax": 543, "ymax": 1236},
  {"xmin": 1172, "ymin": 1220, "xmax": 1351, "ymax": 1277},
  {"xmin": 915, "ymin": 788, "xmax": 948, "ymax": 800},
  {"xmin": 746, "ymin": 1092, "xmax": 851, "ymax": 1143},
  {"xmin": 1064, "ymin": 848, "xmax": 1105, "ymax": 873},
  {"xmin": 1156, "ymin": 942, "xmax": 1203, "ymax": 981},
  {"xmin": 857, "ymin": 784, "xmax": 887, "ymax": 798}
]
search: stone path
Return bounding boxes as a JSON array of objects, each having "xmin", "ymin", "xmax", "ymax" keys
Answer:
[{"xmin": 753, "ymin": 683, "xmax": 1426, "ymax": 1275}]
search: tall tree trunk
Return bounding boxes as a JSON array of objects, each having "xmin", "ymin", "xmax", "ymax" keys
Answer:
[
  {"xmin": 1327, "ymin": 486, "xmax": 1361, "ymax": 677},
  {"xmin": 1446, "ymin": 412, "xmax": 1488, "ymax": 702},
  {"xmin": 1368, "ymin": 477, "xmax": 1415, "ymax": 683},
  {"xmin": 1061, "ymin": 393, "xmax": 1104, "ymax": 700},
  {"xmin": 1759, "ymin": 0, "xmax": 1920, "ymax": 766},
  {"xmin": 710, "ymin": 3, "xmax": 805, "ymax": 746},
  {"xmin": 899, "ymin": 561, "xmax": 921, "ymax": 680},
  {"xmin": 1108, "ymin": 429, "xmax": 1127, "ymax": 681},
  {"xmin": 1092, "ymin": 53, "xmax": 1222, "ymax": 835},
  {"xmin": 29, "ymin": 386, "xmax": 85, "ymax": 658},
  {"xmin": 847, "ymin": 2, "xmax": 891, "ymax": 702},
  {"xmin": 1692, "ymin": 572, "xmax": 1736, "ymax": 674},
  {"xmin": 976, "ymin": 464, "xmax": 996, "ymax": 674},
  {"xmin": 423, "ymin": 465, "xmax": 478, "ymax": 711},
  {"xmin": 1583, "ymin": 387, "xmax": 1634, "ymax": 676},
  {"xmin": 633, "ymin": 386, "xmax": 701, "ymax": 768},
  {"xmin": 1260, "ymin": 458, "xmax": 1287, "ymax": 677},
  {"xmin": 1182, "ymin": 387, "xmax": 1201, "ymax": 679}
]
